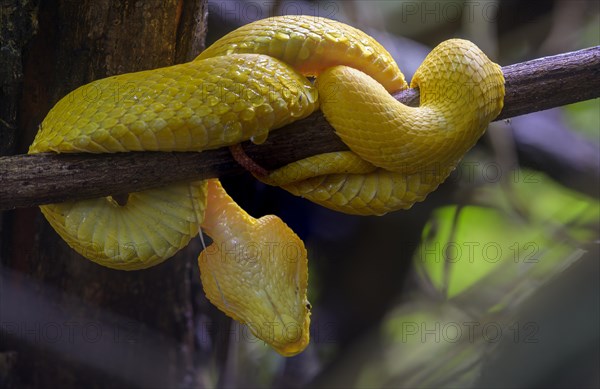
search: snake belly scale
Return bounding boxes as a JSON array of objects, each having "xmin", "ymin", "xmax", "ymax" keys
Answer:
[{"xmin": 28, "ymin": 15, "xmax": 505, "ymax": 356}]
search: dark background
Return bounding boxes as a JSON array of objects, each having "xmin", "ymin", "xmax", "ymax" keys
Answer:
[{"xmin": 1, "ymin": 1, "xmax": 598, "ymax": 387}]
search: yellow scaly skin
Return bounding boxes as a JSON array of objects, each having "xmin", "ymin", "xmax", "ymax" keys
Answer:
[
  {"xmin": 29, "ymin": 53, "xmax": 318, "ymax": 269},
  {"xmin": 199, "ymin": 179, "xmax": 310, "ymax": 356},
  {"xmin": 29, "ymin": 53, "xmax": 317, "ymax": 355},
  {"xmin": 28, "ymin": 15, "xmax": 505, "ymax": 356},
  {"xmin": 257, "ymin": 40, "xmax": 505, "ymax": 215}
]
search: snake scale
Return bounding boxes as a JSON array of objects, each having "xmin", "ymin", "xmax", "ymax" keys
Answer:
[{"xmin": 29, "ymin": 16, "xmax": 505, "ymax": 356}]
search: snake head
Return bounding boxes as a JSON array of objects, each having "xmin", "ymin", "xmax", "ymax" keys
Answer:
[{"xmin": 198, "ymin": 181, "xmax": 311, "ymax": 356}]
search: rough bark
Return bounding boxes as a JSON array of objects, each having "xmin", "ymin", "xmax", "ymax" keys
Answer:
[
  {"xmin": 0, "ymin": 1, "xmax": 208, "ymax": 387},
  {"xmin": 1, "ymin": 46, "xmax": 599, "ymax": 210}
]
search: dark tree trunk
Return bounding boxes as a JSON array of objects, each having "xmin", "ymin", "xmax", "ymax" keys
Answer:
[{"xmin": 0, "ymin": 1, "xmax": 208, "ymax": 387}]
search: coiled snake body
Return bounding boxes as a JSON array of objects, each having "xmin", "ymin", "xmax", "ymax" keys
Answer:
[{"xmin": 29, "ymin": 16, "xmax": 504, "ymax": 356}]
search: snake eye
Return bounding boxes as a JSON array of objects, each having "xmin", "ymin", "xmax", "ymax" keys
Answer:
[{"xmin": 306, "ymin": 302, "xmax": 312, "ymax": 311}]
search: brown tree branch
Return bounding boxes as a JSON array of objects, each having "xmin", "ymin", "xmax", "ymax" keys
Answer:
[{"xmin": 1, "ymin": 46, "xmax": 599, "ymax": 210}]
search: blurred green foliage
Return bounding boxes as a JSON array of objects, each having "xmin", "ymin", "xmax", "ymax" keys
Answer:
[
  {"xmin": 564, "ymin": 99, "xmax": 600, "ymax": 141},
  {"xmin": 359, "ymin": 169, "xmax": 598, "ymax": 387}
]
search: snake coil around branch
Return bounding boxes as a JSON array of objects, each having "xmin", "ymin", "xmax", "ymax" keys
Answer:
[
  {"xmin": 2, "ymin": 46, "xmax": 599, "ymax": 210},
  {"xmin": 19, "ymin": 15, "xmax": 527, "ymax": 356}
]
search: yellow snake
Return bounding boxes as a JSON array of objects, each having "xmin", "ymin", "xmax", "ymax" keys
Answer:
[{"xmin": 28, "ymin": 16, "xmax": 504, "ymax": 356}]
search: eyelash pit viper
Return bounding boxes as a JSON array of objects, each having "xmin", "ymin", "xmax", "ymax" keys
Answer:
[{"xmin": 28, "ymin": 15, "xmax": 504, "ymax": 356}]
